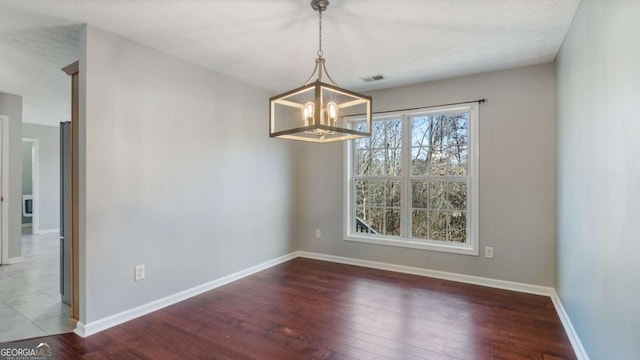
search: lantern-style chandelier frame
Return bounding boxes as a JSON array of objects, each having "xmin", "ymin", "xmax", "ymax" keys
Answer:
[{"xmin": 269, "ymin": 0, "xmax": 372, "ymax": 143}]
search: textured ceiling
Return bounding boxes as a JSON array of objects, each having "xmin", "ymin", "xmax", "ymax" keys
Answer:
[
  {"xmin": 0, "ymin": 25, "xmax": 79, "ymax": 126},
  {"xmin": 0, "ymin": 0, "xmax": 580, "ymax": 126}
]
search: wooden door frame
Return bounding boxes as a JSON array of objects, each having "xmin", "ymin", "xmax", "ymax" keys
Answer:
[{"xmin": 62, "ymin": 61, "xmax": 79, "ymax": 320}]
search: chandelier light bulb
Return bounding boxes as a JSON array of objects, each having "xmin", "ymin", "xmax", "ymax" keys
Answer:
[
  {"xmin": 327, "ymin": 102, "xmax": 338, "ymax": 125},
  {"xmin": 303, "ymin": 102, "xmax": 315, "ymax": 126}
]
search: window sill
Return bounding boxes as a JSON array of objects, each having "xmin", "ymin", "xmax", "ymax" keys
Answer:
[{"xmin": 344, "ymin": 234, "xmax": 479, "ymax": 256}]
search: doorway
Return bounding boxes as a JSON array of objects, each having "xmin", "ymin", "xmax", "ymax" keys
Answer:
[
  {"xmin": 21, "ymin": 138, "xmax": 38, "ymax": 235},
  {"xmin": 0, "ymin": 121, "xmax": 76, "ymax": 342},
  {"xmin": 0, "ymin": 25, "xmax": 81, "ymax": 341}
]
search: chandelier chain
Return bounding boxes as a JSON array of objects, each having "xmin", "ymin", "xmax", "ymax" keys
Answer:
[{"xmin": 318, "ymin": 9, "xmax": 324, "ymax": 58}]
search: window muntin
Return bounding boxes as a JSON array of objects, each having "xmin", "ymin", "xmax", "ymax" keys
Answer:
[{"xmin": 346, "ymin": 104, "xmax": 478, "ymax": 255}]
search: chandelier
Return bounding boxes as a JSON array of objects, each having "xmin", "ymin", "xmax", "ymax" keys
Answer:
[{"xmin": 269, "ymin": 0, "xmax": 372, "ymax": 143}]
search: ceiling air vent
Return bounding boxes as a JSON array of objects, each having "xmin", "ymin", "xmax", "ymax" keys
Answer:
[{"xmin": 361, "ymin": 74, "xmax": 385, "ymax": 83}]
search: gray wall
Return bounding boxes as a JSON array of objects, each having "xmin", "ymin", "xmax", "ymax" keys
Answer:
[
  {"xmin": 295, "ymin": 63, "xmax": 556, "ymax": 286},
  {"xmin": 21, "ymin": 141, "xmax": 32, "ymax": 224},
  {"xmin": 22, "ymin": 123, "xmax": 60, "ymax": 231},
  {"xmin": 0, "ymin": 92, "xmax": 24, "ymax": 260},
  {"xmin": 556, "ymin": 0, "xmax": 640, "ymax": 358},
  {"xmin": 80, "ymin": 25, "xmax": 296, "ymax": 323}
]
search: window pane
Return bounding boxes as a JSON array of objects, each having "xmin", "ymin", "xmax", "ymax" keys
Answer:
[
  {"xmin": 428, "ymin": 181, "xmax": 447, "ymax": 210},
  {"xmin": 356, "ymin": 118, "xmax": 403, "ymax": 176},
  {"xmin": 370, "ymin": 181, "xmax": 385, "ymax": 206},
  {"xmin": 370, "ymin": 150, "xmax": 385, "ymax": 176},
  {"xmin": 354, "ymin": 137, "xmax": 368, "ymax": 150},
  {"xmin": 411, "ymin": 147, "xmax": 428, "ymax": 175},
  {"xmin": 355, "ymin": 180, "xmax": 367, "ymax": 206},
  {"xmin": 355, "ymin": 180, "xmax": 403, "ymax": 237},
  {"xmin": 429, "ymin": 210, "xmax": 447, "ymax": 241},
  {"xmin": 411, "ymin": 116, "xmax": 430, "ymax": 175},
  {"xmin": 448, "ymin": 211, "xmax": 467, "ymax": 242},
  {"xmin": 448, "ymin": 181, "xmax": 467, "ymax": 210},
  {"xmin": 383, "ymin": 119, "xmax": 402, "ymax": 176},
  {"xmin": 412, "ymin": 210, "xmax": 428, "ymax": 238},
  {"xmin": 384, "ymin": 209, "xmax": 401, "ymax": 236},
  {"xmin": 411, "ymin": 112, "xmax": 469, "ymax": 177},
  {"xmin": 412, "ymin": 181, "xmax": 429, "ymax": 209},
  {"xmin": 370, "ymin": 121, "xmax": 386, "ymax": 149},
  {"xmin": 354, "ymin": 122, "xmax": 369, "ymax": 149},
  {"xmin": 429, "ymin": 145, "xmax": 448, "ymax": 176},
  {"xmin": 386, "ymin": 145, "xmax": 402, "ymax": 176},
  {"xmin": 411, "ymin": 117, "xmax": 431, "ymax": 147},
  {"xmin": 447, "ymin": 113, "xmax": 469, "ymax": 147},
  {"xmin": 448, "ymin": 144, "xmax": 468, "ymax": 176},
  {"xmin": 410, "ymin": 181, "xmax": 468, "ymax": 242},
  {"xmin": 356, "ymin": 207, "xmax": 374, "ymax": 233},
  {"xmin": 355, "ymin": 149, "xmax": 371, "ymax": 176},
  {"xmin": 386, "ymin": 181, "xmax": 401, "ymax": 207},
  {"xmin": 385, "ymin": 120, "xmax": 402, "ymax": 148},
  {"xmin": 432, "ymin": 114, "xmax": 450, "ymax": 146},
  {"xmin": 368, "ymin": 207, "xmax": 384, "ymax": 234}
]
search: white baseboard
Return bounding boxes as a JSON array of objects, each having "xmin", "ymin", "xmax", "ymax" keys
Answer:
[
  {"xmin": 73, "ymin": 322, "xmax": 87, "ymax": 338},
  {"xmin": 550, "ymin": 289, "xmax": 590, "ymax": 360},
  {"xmin": 297, "ymin": 251, "xmax": 588, "ymax": 359},
  {"xmin": 7, "ymin": 256, "xmax": 24, "ymax": 264},
  {"xmin": 73, "ymin": 249, "xmax": 588, "ymax": 360},
  {"xmin": 74, "ymin": 251, "xmax": 298, "ymax": 338},
  {"xmin": 35, "ymin": 228, "xmax": 59, "ymax": 235},
  {"xmin": 297, "ymin": 251, "xmax": 553, "ymax": 296}
]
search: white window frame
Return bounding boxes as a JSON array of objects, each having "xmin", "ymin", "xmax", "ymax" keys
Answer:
[{"xmin": 343, "ymin": 103, "xmax": 479, "ymax": 256}]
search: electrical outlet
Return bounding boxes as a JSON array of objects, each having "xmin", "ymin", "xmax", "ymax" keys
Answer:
[
  {"xmin": 315, "ymin": 229, "xmax": 321, "ymax": 238},
  {"xmin": 485, "ymin": 247, "xmax": 494, "ymax": 259},
  {"xmin": 134, "ymin": 265, "xmax": 145, "ymax": 281}
]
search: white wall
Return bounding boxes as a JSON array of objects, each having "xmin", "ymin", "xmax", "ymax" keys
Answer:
[
  {"xmin": 22, "ymin": 123, "xmax": 60, "ymax": 231},
  {"xmin": 0, "ymin": 92, "xmax": 24, "ymax": 260},
  {"xmin": 556, "ymin": 0, "xmax": 640, "ymax": 358},
  {"xmin": 295, "ymin": 63, "xmax": 556, "ymax": 286},
  {"xmin": 80, "ymin": 25, "xmax": 296, "ymax": 323}
]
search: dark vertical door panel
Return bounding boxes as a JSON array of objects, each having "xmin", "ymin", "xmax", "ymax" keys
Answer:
[{"xmin": 60, "ymin": 121, "xmax": 71, "ymax": 305}]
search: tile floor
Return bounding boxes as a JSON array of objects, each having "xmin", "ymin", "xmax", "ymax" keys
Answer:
[{"xmin": 0, "ymin": 229, "xmax": 76, "ymax": 343}]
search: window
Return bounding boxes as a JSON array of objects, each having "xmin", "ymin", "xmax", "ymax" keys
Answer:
[{"xmin": 344, "ymin": 104, "xmax": 479, "ymax": 255}]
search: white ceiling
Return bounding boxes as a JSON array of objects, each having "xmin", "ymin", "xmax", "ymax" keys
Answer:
[
  {"xmin": 0, "ymin": 25, "xmax": 79, "ymax": 126},
  {"xmin": 0, "ymin": 0, "xmax": 580, "ymax": 126}
]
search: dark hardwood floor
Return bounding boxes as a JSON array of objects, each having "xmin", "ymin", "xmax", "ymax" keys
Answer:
[{"xmin": 19, "ymin": 258, "xmax": 576, "ymax": 359}]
